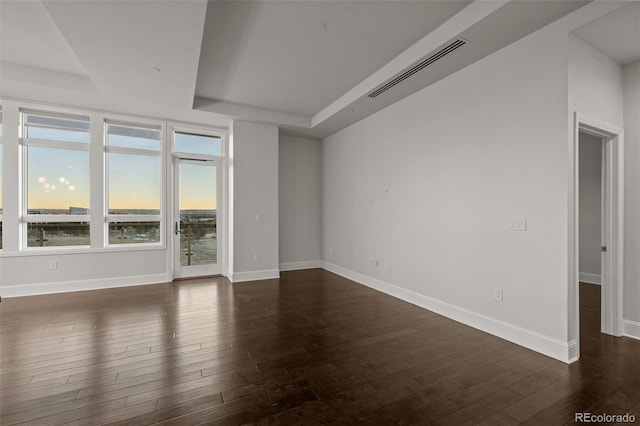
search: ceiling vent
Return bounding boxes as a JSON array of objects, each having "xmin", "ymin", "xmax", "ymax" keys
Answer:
[{"xmin": 368, "ymin": 39, "xmax": 467, "ymax": 99}]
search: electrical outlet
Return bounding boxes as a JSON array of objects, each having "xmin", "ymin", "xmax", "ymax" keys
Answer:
[
  {"xmin": 494, "ymin": 288, "xmax": 503, "ymax": 301},
  {"xmin": 49, "ymin": 261, "xmax": 58, "ymax": 270}
]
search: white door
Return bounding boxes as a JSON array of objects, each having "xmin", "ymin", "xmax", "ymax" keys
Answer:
[
  {"xmin": 173, "ymin": 158, "xmax": 221, "ymax": 278},
  {"xmin": 600, "ymin": 140, "xmax": 608, "ymax": 331}
]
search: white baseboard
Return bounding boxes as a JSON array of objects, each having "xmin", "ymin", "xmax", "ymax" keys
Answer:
[
  {"xmin": 579, "ymin": 272, "xmax": 601, "ymax": 285},
  {"xmin": 279, "ymin": 260, "xmax": 322, "ymax": 271},
  {"xmin": 229, "ymin": 269, "xmax": 280, "ymax": 283},
  {"xmin": 321, "ymin": 261, "xmax": 574, "ymax": 363},
  {"xmin": 624, "ymin": 319, "xmax": 640, "ymax": 340},
  {"xmin": 1, "ymin": 273, "xmax": 171, "ymax": 298},
  {"xmin": 567, "ymin": 339, "xmax": 579, "ymax": 363}
]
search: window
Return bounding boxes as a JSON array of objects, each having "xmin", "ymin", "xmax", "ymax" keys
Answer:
[
  {"xmin": 22, "ymin": 112, "xmax": 90, "ymax": 248},
  {"xmin": 106, "ymin": 121, "xmax": 162, "ymax": 245},
  {"xmin": 5, "ymin": 105, "xmax": 174, "ymax": 252},
  {"xmin": 173, "ymin": 129, "xmax": 222, "ymax": 270},
  {"xmin": 174, "ymin": 131, "xmax": 221, "ymax": 156}
]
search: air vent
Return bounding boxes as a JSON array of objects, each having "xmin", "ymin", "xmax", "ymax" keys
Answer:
[{"xmin": 368, "ymin": 39, "xmax": 467, "ymax": 98}]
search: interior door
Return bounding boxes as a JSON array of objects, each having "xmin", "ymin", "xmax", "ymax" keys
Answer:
[
  {"xmin": 600, "ymin": 139, "xmax": 609, "ymax": 332},
  {"xmin": 174, "ymin": 159, "xmax": 221, "ymax": 278}
]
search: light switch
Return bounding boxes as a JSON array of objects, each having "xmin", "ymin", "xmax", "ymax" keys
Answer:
[{"xmin": 507, "ymin": 218, "xmax": 527, "ymax": 231}]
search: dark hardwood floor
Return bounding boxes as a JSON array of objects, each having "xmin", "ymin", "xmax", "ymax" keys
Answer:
[{"xmin": 1, "ymin": 271, "xmax": 638, "ymax": 425}]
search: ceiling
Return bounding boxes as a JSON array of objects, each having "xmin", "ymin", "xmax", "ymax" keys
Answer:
[
  {"xmin": 195, "ymin": 1, "xmax": 471, "ymax": 118},
  {"xmin": 572, "ymin": 2, "xmax": 640, "ymax": 66},
  {"xmin": 1, "ymin": 0, "xmax": 635, "ymax": 139},
  {"xmin": 0, "ymin": 0, "xmax": 212, "ymax": 123}
]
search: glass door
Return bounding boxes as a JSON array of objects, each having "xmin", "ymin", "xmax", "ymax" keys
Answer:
[{"xmin": 174, "ymin": 159, "xmax": 220, "ymax": 278}]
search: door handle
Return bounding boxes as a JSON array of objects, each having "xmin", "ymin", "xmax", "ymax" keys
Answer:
[
  {"xmin": 175, "ymin": 222, "xmax": 181, "ymax": 235},
  {"xmin": 601, "ymin": 246, "xmax": 607, "ymax": 252}
]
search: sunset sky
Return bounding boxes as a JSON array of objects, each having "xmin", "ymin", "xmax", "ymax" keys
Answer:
[
  {"xmin": 179, "ymin": 163, "xmax": 217, "ymax": 210},
  {"xmin": 28, "ymin": 147, "xmax": 90, "ymax": 210},
  {"xmin": 26, "ymin": 128, "xmax": 218, "ymax": 211},
  {"xmin": 108, "ymin": 153, "xmax": 160, "ymax": 211}
]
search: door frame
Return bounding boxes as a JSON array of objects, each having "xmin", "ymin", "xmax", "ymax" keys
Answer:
[
  {"xmin": 173, "ymin": 158, "xmax": 222, "ymax": 279},
  {"xmin": 569, "ymin": 112, "xmax": 624, "ymax": 360},
  {"xmin": 168, "ymin": 123, "xmax": 227, "ymax": 280}
]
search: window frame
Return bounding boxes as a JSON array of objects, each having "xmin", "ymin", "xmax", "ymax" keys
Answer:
[
  {"xmin": 104, "ymin": 118, "xmax": 166, "ymax": 248},
  {"xmin": 0, "ymin": 102, "xmax": 192, "ymax": 256},
  {"xmin": 169, "ymin": 122, "xmax": 226, "ymax": 277},
  {"xmin": 20, "ymin": 110, "xmax": 91, "ymax": 250},
  {"xmin": 170, "ymin": 122, "xmax": 225, "ymax": 159}
]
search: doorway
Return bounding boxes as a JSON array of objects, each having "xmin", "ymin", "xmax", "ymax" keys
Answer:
[
  {"xmin": 578, "ymin": 131, "xmax": 605, "ymax": 323},
  {"xmin": 171, "ymin": 129, "xmax": 224, "ymax": 279},
  {"xmin": 570, "ymin": 113, "xmax": 624, "ymax": 361}
]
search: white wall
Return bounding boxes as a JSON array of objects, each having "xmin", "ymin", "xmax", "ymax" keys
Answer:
[
  {"xmin": 567, "ymin": 34, "xmax": 634, "ymax": 340},
  {"xmin": 0, "ymin": 250, "xmax": 169, "ymax": 296},
  {"xmin": 323, "ymin": 22, "xmax": 571, "ymax": 360},
  {"xmin": 578, "ymin": 132, "xmax": 602, "ymax": 282},
  {"xmin": 0, "ymin": 104, "xmax": 282, "ymax": 295},
  {"xmin": 568, "ymin": 35, "xmax": 624, "ymax": 128},
  {"xmin": 228, "ymin": 120, "xmax": 279, "ymax": 281},
  {"xmin": 278, "ymin": 133, "xmax": 322, "ymax": 270},
  {"xmin": 623, "ymin": 61, "xmax": 640, "ymax": 329}
]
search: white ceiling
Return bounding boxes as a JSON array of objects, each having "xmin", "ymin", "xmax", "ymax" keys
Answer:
[
  {"xmin": 195, "ymin": 1, "xmax": 472, "ymax": 118},
  {"xmin": 0, "ymin": 1, "xmax": 86, "ymax": 75},
  {"xmin": 0, "ymin": 0, "xmax": 211, "ymax": 122},
  {"xmin": 41, "ymin": 0, "xmax": 207, "ymax": 109},
  {"xmin": 1, "ymin": 0, "xmax": 634, "ymax": 139},
  {"xmin": 572, "ymin": 2, "xmax": 640, "ymax": 66}
]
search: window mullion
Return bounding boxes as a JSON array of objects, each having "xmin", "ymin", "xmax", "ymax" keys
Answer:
[
  {"xmin": 25, "ymin": 214, "xmax": 89, "ymax": 223},
  {"xmin": 22, "ymin": 138, "xmax": 90, "ymax": 151},
  {"xmin": 107, "ymin": 215, "xmax": 160, "ymax": 222},
  {"xmin": 89, "ymin": 113, "xmax": 104, "ymax": 248},
  {"xmin": 106, "ymin": 145, "xmax": 161, "ymax": 157}
]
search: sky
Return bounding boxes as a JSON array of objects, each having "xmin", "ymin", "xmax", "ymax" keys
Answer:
[
  {"xmin": 179, "ymin": 163, "xmax": 217, "ymax": 210},
  {"xmin": 108, "ymin": 153, "xmax": 160, "ymax": 211},
  {"xmin": 26, "ymin": 124, "xmax": 218, "ymax": 211},
  {"xmin": 28, "ymin": 147, "xmax": 90, "ymax": 210}
]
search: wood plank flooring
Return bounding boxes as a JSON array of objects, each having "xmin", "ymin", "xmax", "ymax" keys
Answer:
[{"xmin": 1, "ymin": 270, "xmax": 638, "ymax": 425}]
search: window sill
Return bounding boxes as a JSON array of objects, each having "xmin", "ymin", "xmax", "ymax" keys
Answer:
[{"xmin": 0, "ymin": 243, "xmax": 167, "ymax": 257}]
